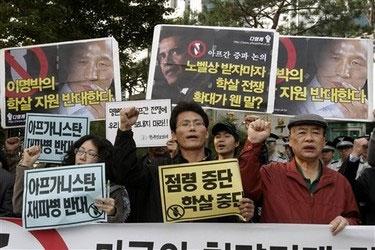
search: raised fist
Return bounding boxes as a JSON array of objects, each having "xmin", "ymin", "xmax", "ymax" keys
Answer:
[
  {"xmin": 246, "ymin": 119, "xmax": 271, "ymax": 144},
  {"xmin": 119, "ymin": 107, "xmax": 139, "ymax": 131}
]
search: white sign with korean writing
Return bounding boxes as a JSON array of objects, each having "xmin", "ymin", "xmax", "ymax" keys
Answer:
[
  {"xmin": 24, "ymin": 113, "xmax": 89, "ymax": 163},
  {"xmin": 1, "ymin": 218, "xmax": 374, "ymax": 249},
  {"xmin": 106, "ymin": 99, "xmax": 171, "ymax": 147},
  {"xmin": 22, "ymin": 163, "xmax": 106, "ymax": 230},
  {"xmin": 159, "ymin": 159, "xmax": 243, "ymax": 222}
]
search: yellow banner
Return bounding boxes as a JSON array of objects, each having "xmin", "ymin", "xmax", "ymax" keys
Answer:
[{"xmin": 158, "ymin": 159, "xmax": 243, "ymax": 222}]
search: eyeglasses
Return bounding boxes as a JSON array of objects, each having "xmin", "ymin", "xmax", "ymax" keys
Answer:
[
  {"xmin": 177, "ymin": 120, "xmax": 205, "ymax": 128},
  {"xmin": 74, "ymin": 148, "xmax": 98, "ymax": 159}
]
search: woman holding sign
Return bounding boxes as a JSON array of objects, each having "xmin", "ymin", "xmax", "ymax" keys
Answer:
[{"xmin": 12, "ymin": 135, "xmax": 130, "ymax": 223}]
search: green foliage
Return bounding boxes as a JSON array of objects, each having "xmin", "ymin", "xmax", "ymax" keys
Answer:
[
  {"xmin": 0, "ymin": 0, "xmax": 172, "ymax": 135},
  {"xmin": 0, "ymin": 0, "xmax": 171, "ymax": 99},
  {"xmin": 89, "ymin": 120, "xmax": 106, "ymax": 138},
  {"xmin": 190, "ymin": 0, "xmax": 373, "ymax": 37}
]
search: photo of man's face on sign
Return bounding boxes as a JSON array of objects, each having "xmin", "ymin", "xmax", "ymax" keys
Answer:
[
  {"xmin": 58, "ymin": 39, "xmax": 115, "ymax": 119},
  {"xmin": 274, "ymin": 37, "xmax": 372, "ymax": 120},
  {"xmin": 158, "ymin": 35, "xmax": 188, "ymax": 87},
  {"xmin": 148, "ymin": 25, "xmax": 277, "ymax": 113},
  {"xmin": 314, "ymin": 40, "xmax": 368, "ymax": 91},
  {"xmin": 151, "ymin": 27, "xmax": 210, "ymax": 104},
  {"xmin": 1, "ymin": 38, "xmax": 120, "ymax": 128}
]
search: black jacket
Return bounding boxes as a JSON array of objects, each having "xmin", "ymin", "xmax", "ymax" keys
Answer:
[
  {"xmin": 0, "ymin": 168, "xmax": 14, "ymax": 217},
  {"xmin": 113, "ymin": 129, "xmax": 238, "ymax": 222},
  {"xmin": 368, "ymin": 128, "xmax": 375, "ymax": 167},
  {"xmin": 340, "ymin": 157, "xmax": 375, "ymax": 225}
]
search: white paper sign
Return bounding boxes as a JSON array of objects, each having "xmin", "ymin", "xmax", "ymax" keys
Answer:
[
  {"xmin": 1, "ymin": 219, "xmax": 374, "ymax": 249},
  {"xmin": 24, "ymin": 113, "xmax": 89, "ymax": 163},
  {"xmin": 105, "ymin": 99, "xmax": 171, "ymax": 147},
  {"xmin": 22, "ymin": 163, "xmax": 106, "ymax": 230}
]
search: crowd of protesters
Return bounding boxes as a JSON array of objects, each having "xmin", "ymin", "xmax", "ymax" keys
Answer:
[{"xmin": 0, "ymin": 102, "xmax": 374, "ymax": 235}]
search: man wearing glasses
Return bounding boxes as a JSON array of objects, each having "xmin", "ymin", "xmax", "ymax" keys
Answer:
[{"xmin": 113, "ymin": 102, "xmax": 254, "ymax": 222}]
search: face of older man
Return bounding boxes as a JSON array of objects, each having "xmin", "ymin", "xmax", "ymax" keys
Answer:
[
  {"xmin": 288, "ymin": 125, "xmax": 325, "ymax": 161},
  {"xmin": 67, "ymin": 40, "xmax": 114, "ymax": 92},
  {"xmin": 315, "ymin": 40, "xmax": 368, "ymax": 90}
]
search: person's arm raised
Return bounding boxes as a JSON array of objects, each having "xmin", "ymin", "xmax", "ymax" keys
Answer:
[
  {"xmin": 113, "ymin": 107, "xmax": 146, "ymax": 186},
  {"xmin": 13, "ymin": 145, "xmax": 41, "ymax": 215},
  {"xmin": 239, "ymin": 119, "xmax": 271, "ymax": 200},
  {"xmin": 19, "ymin": 145, "xmax": 41, "ymax": 167},
  {"xmin": 119, "ymin": 107, "xmax": 139, "ymax": 132},
  {"xmin": 247, "ymin": 119, "xmax": 271, "ymax": 144}
]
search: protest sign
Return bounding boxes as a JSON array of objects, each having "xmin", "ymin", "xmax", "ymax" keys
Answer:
[
  {"xmin": 106, "ymin": 99, "xmax": 171, "ymax": 147},
  {"xmin": 22, "ymin": 163, "xmax": 106, "ymax": 230},
  {"xmin": 147, "ymin": 24, "xmax": 278, "ymax": 113},
  {"xmin": 24, "ymin": 113, "xmax": 89, "ymax": 163},
  {"xmin": 273, "ymin": 36, "xmax": 373, "ymax": 121},
  {"xmin": 0, "ymin": 37, "xmax": 121, "ymax": 128},
  {"xmin": 2, "ymin": 218, "xmax": 375, "ymax": 250},
  {"xmin": 159, "ymin": 159, "xmax": 243, "ymax": 222}
]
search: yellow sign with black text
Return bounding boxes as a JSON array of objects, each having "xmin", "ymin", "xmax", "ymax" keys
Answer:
[{"xmin": 159, "ymin": 159, "xmax": 243, "ymax": 222}]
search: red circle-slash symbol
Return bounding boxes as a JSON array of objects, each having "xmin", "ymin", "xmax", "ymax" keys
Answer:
[
  {"xmin": 4, "ymin": 47, "xmax": 49, "ymax": 97},
  {"xmin": 187, "ymin": 40, "xmax": 207, "ymax": 59},
  {"xmin": 1, "ymin": 217, "xmax": 68, "ymax": 250},
  {"xmin": 277, "ymin": 37, "xmax": 297, "ymax": 84}
]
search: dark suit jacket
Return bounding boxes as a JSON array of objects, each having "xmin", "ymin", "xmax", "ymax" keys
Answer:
[
  {"xmin": 0, "ymin": 168, "xmax": 14, "ymax": 216},
  {"xmin": 368, "ymin": 128, "xmax": 375, "ymax": 167}
]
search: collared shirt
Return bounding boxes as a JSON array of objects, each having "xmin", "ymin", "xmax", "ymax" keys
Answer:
[
  {"xmin": 294, "ymin": 77, "xmax": 345, "ymax": 118},
  {"xmin": 349, "ymin": 154, "xmax": 370, "ymax": 179},
  {"xmin": 296, "ymin": 163, "xmax": 323, "ymax": 193},
  {"xmin": 58, "ymin": 84, "xmax": 99, "ymax": 119}
]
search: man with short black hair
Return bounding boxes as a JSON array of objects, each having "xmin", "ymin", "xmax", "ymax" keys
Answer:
[
  {"xmin": 212, "ymin": 122, "xmax": 240, "ymax": 160},
  {"xmin": 240, "ymin": 114, "xmax": 359, "ymax": 235},
  {"xmin": 113, "ymin": 102, "xmax": 254, "ymax": 222}
]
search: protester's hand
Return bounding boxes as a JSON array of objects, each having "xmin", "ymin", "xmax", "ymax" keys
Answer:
[
  {"xmin": 247, "ymin": 119, "xmax": 271, "ymax": 143},
  {"xmin": 352, "ymin": 138, "xmax": 368, "ymax": 158},
  {"xmin": 329, "ymin": 216, "xmax": 348, "ymax": 235},
  {"xmin": 119, "ymin": 107, "xmax": 139, "ymax": 131},
  {"xmin": 20, "ymin": 145, "xmax": 41, "ymax": 167},
  {"xmin": 95, "ymin": 197, "xmax": 116, "ymax": 216},
  {"xmin": 166, "ymin": 139, "xmax": 178, "ymax": 158},
  {"xmin": 238, "ymin": 198, "xmax": 254, "ymax": 222},
  {"xmin": 5, "ymin": 137, "xmax": 21, "ymax": 155},
  {"xmin": 243, "ymin": 114, "xmax": 260, "ymax": 129}
]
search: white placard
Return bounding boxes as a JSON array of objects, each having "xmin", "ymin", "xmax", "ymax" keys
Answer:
[
  {"xmin": 24, "ymin": 113, "xmax": 89, "ymax": 163},
  {"xmin": 22, "ymin": 163, "xmax": 106, "ymax": 230},
  {"xmin": 106, "ymin": 99, "xmax": 171, "ymax": 147},
  {"xmin": 1, "ymin": 218, "xmax": 374, "ymax": 249}
]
